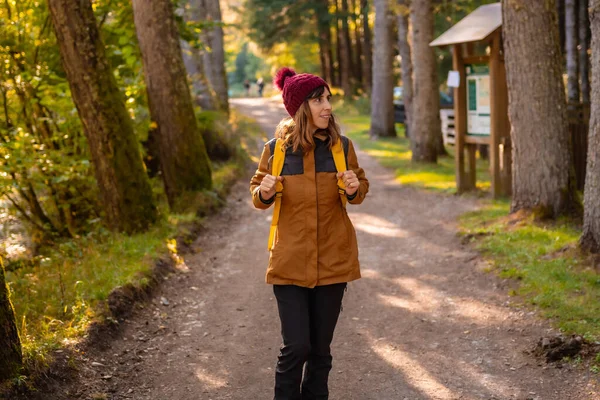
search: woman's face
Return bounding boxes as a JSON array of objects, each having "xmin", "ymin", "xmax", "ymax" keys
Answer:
[{"xmin": 307, "ymin": 87, "xmax": 332, "ymax": 131}]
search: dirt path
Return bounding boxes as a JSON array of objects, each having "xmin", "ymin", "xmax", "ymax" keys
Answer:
[{"xmin": 52, "ymin": 98, "xmax": 598, "ymax": 400}]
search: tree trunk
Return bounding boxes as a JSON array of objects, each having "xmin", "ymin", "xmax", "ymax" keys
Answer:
[
  {"xmin": 316, "ymin": 0, "xmax": 334, "ymax": 83},
  {"xmin": 47, "ymin": 0, "xmax": 157, "ymax": 233},
  {"xmin": 397, "ymin": 0, "xmax": 413, "ymax": 137},
  {"xmin": 566, "ymin": 0, "xmax": 580, "ymax": 102},
  {"xmin": 580, "ymin": 0, "xmax": 591, "ymax": 103},
  {"xmin": 351, "ymin": 0, "xmax": 363, "ymax": 90},
  {"xmin": 580, "ymin": 0, "xmax": 600, "ymax": 252},
  {"xmin": 360, "ymin": 0, "xmax": 373, "ymax": 94},
  {"xmin": 502, "ymin": 0, "xmax": 579, "ymax": 217},
  {"xmin": 199, "ymin": 0, "xmax": 229, "ymax": 114},
  {"xmin": 558, "ymin": 0, "xmax": 566, "ymax": 53},
  {"xmin": 341, "ymin": 0, "xmax": 354, "ymax": 93},
  {"xmin": 336, "ymin": 0, "xmax": 352, "ymax": 97},
  {"xmin": 132, "ymin": 0, "xmax": 212, "ymax": 210},
  {"xmin": 370, "ymin": 0, "xmax": 395, "ymax": 137},
  {"xmin": 0, "ymin": 261, "xmax": 22, "ymax": 381},
  {"xmin": 410, "ymin": 0, "xmax": 439, "ymax": 162},
  {"xmin": 181, "ymin": 38, "xmax": 216, "ymax": 111}
]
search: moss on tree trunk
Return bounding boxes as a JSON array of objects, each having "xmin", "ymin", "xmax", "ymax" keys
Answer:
[
  {"xmin": 47, "ymin": 0, "xmax": 157, "ymax": 233},
  {"xmin": 132, "ymin": 0, "xmax": 213, "ymax": 210},
  {"xmin": 0, "ymin": 262, "xmax": 22, "ymax": 381}
]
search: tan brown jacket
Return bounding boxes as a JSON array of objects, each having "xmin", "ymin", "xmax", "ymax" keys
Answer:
[{"xmin": 249, "ymin": 135, "xmax": 369, "ymax": 288}]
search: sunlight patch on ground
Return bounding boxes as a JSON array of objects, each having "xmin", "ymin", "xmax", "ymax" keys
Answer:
[
  {"xmin": 364, "ymin": 148, "xmax": 412, "ymax": 161},
  {"xmin": 195, "ymin": 366, "xmax": 229, "ymax": 390},
  {"xmin": 458, "ymin": 363, "xmax": 517, "ymax": 397},
  {"xmin": 377, "ymin": 293, "xmax": 422, "ymax": 312},
  {"xmin": 447, "ymin": 297, "xmax": 508, "ymax": 325},
  {"xmin": 360, "ymin": 268, "xmax": 381, "ymax": 279},
  {"xmin": 349, "ymin": 213, "xmax": 408, "ymax": 238},
  {"xmin": 371, "ymin": 338, "xmax": 459, "ymax": 399}
]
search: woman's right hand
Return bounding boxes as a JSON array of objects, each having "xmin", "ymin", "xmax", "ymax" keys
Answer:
[{"xmin": 260, "ymin": 174, "xmax": 284, "ymax": 200}]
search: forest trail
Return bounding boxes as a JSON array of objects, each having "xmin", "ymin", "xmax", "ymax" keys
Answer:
[{"xmin": 43, "ymin": 98, "xmax": 599, "ymax": 400}]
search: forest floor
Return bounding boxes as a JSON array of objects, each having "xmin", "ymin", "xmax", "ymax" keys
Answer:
[{"xmin": 21, "ymin": 97, "xmax": 600, "ymax": 400}]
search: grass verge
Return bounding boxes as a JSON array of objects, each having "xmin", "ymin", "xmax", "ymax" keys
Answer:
[
  {"xmin": 3, "ymin": 109, "xmax": 264, "ymax": 385},
  {"xmin": 460, "ymin": 204, "xmax": 600, "ymax": 341},
  {"xmin": 338, "ymin": 107, "xmax": 600, "ymax": 369}
]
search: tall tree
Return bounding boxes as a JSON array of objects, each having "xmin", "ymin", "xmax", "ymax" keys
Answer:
[
  {"xmin": 580, "ymin": 0, "xmax": 591, "ymax": 102},
  {"xmin": 351, "ymin": 0, "xmax": 363, "ymax": 89},
  {"xmin": 181, "ymin": 39, "xmax": 217, "ymax": 111},
  {"xmin": 410, "ymin": 0, "xmax": 439, "ymax": 161},
  {"xmin": 340, "ymin": 0, "xmax": 354, "ymax": 95},
  {"xmin": 566, "ymin": 0, "xmax": 580, "ymax": 102},
  {"xmin": 198, "ymin": 0, "xmax": 229, "ymax": 114},
  {"xmin": 335, "ymin": 0, "xmax": 352, "ymax": 96},
  {"xmin": 580, "ymin": 0, "xmax": 600, "ymax": 252},
  {"xmin": 397, "ymin": 0, "xmax": 413, "ymax": 137},
  {"xmin": 360, "ymin": 0, "xmax": 373, "ymax": 94},
  {"xmin": 132, "ymin": 0, "xmax": 213, "ymax": 209},
  {"xmin": 502, "ymin": 0, "xmax": 578, "ymax": 217},
  {"xmin": 47, "ymin": 0, "xmax": 157, "ymax": 233},
  {"xmin": 181, "ymin": 2, "xmax": 218, "ymax": 111},
  {"xmin": 315, "ymin": 0, "xmax": 334, "ymax": 83},
  {"xmin": 370, "ymin": 0, "xmax": 395, "ymax": 137},
  {"xmin": 0, "ymin": 260, "xmax": 21, "ymax": 381}
]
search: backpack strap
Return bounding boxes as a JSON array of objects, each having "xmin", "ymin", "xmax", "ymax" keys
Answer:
[
  {"xmin": 331, "ymin": 138, "xmax": 348, "ymax": 208},
  {"xmin": 268, "ymin": 138, "xmax": 285, "ymax": 251}
]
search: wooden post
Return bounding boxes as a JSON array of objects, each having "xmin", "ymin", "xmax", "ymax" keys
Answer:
[
  {"xmin": 489, "ymin": 31, "xmax": 502, "ymax": 198},
  {"xmin": 467, "ymin": 143, "xmax": 477, "ymax": 188},
  {"xmin": 453, "ymin": 44, "xmax": 468, "ymax": 193},
  {"xmin": 489, "ymin": 30, "xmax": 511, "ymax": 197}
]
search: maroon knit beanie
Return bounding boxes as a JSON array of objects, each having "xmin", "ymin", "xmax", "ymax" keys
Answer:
[{"xmin": 273, "ymin": 67, "xmax": 330, "ymax": 118}]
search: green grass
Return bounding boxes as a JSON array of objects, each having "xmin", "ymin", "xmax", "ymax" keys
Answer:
[
  {"xmin": 341, "ymin": 115, "xmax": 491, "ymax": 194},
  {"xmin": 5, "ymin": 109, "xmax": 262, "ymax": 375},
  {"xmin": 339, "ymin": 108, "xmax": 600, "ymax": 345},
  {"xmin": 7, "ymin": 218, "xmax": 180, "ymax": 371},
  {"xmin": 460, "ymin": 204, "xmax": 600, "ymax": 340}
]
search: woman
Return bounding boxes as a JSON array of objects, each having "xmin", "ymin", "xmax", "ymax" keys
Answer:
[{"xmin": 249, "ymin": 67, "xmax": 369, "ymax": 400}]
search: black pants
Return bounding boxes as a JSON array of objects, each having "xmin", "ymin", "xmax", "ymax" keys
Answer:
[{"xmin": 273, "ymin": 283, "xmax": 347, "ymax": 400}]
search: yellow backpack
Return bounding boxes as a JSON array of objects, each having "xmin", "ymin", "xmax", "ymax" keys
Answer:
[{"xmin": 268, "ymin": 138, "xmax": 348, "ymax": 250}]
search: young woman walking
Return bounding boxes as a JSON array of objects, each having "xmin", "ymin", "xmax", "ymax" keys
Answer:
[{"xmin": 250, "ymin": 67, "xmax": 369, "ymax": 400}]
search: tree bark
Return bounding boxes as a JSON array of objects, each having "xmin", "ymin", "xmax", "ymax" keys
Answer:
[
  {"xmin": 360, "ymin": 0, "xmax": 372, "ymax": 94},
  {"xmin": 0, "ymin": 261, "xmax": 22, "ymax": 381},
  {"xmin": 580, "ymin": 0, "xmax": 591, "ymax": 103},
  {"xmin": 181, "ymin": 38, "xmax": 216, "ymax": 111},
  {"xmin": 316, "ymin": 0, "xmax": 334, "ymax": 83},
  {"xmin": 370, "ymin": 0, "xmax": 395, "ymax": 137},
  {"xmin": 580, "ymin": 0, "xmax": 600, "ymax": 252},
  {"xmin": 341, "ymin": 0, "xmax": 354, "ymax": 93},
  {"xmin": 47, "ymin": 0, "xmax": 157, "ymax": 233},
  {"xmin": 351, "ymin": 0, "xmax": 363, "ymax": 90},
  {"xmin": 397, "ymin": 0, "xmax": 413, "ymax": 136},
  {"xmin": 410, "ymin": 0, "xmax": 439, "ymax": 162},
  {"xmin": 502, "ymin": 0, "xmax": 579, "ymax": 217},
  {"xmin": 199, "ymin": 0, "xmax": 229, "ymax": 114},
  {"xmin": 566, "ymin": 0, "xmax": 580, "ymax": 102},
  {"xmin": 336, "ymin": 0, "xmax": 352, "ymax": 97},
  {"xmin": 132, "ymin": 0, "xmax": 213, "ymax": 210}
]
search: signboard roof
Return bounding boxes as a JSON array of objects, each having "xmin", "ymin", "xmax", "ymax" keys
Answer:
[{"xmin": 430, "ymin": 3, "xmax": 501, "ymax": 47}]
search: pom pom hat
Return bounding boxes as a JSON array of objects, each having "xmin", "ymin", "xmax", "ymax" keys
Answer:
[{"xmin": 273, "ymin": 67, "xmax": 330, "ymax": 118}]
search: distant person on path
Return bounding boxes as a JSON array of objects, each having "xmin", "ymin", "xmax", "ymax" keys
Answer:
[
  {"xmin": 250, "ymin": 67, "xmax": 369, "ymax": 400},
  {"xmin": 244, "ymin": 79, "xmax": 251, "ymax": 96},
  {"xmin": 257, "ymin": 77, "xmax": 265, "ymax": 97}
]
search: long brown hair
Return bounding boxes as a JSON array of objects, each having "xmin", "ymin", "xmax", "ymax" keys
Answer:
[{"xmin": 275, "ymin": 86, "xmax": 342, "ymax": 153}]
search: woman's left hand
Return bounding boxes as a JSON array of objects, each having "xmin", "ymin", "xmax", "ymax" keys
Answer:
[{"xmin": 337, "ymin": 170, "xmax": 359, "ymax": 196}]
